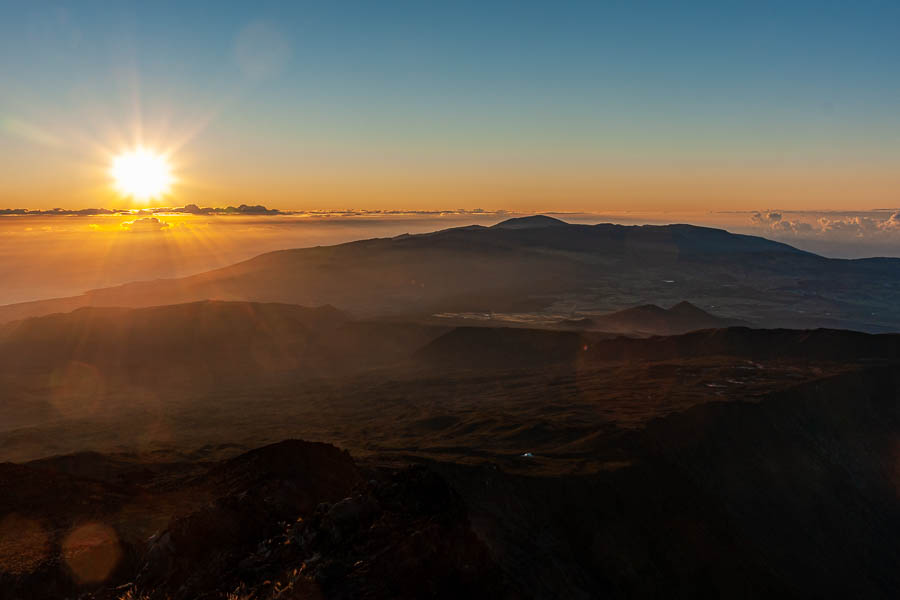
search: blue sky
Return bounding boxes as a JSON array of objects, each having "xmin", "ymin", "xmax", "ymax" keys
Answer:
[{"xmin": 1, "ymin": 0, "xmax": 899, "ymax": 210}]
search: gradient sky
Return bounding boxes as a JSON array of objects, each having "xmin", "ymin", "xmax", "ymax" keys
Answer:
[{"xmin": 1, "ymin": 0, "xmax": 899, "ymax": 211}]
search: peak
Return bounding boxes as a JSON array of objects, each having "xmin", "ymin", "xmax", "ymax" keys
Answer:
[
  {"xmin": 668, "ymin": 301, "xmax": 712, "ymax": 316},
  {"xmin": 620, "ymin": 304, "xmax": 668, "ymax": 315},
  {"xmin": 492, "ymin": 215, "xmax": 569, "ymax": 229},
  {"xmin": 671, "ymin": 300, "xmax": 698, "ymax": 309}
]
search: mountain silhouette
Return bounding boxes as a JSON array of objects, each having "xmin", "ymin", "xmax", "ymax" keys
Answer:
[
  {"xmin": 1, "ymin": 217, "xmax": 898, "ymax": 331},
  {"xmin": 490, "ymin": 214, "xmax": 569, "ymax": 229}
]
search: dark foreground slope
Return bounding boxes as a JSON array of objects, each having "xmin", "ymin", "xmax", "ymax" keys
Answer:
[
  {"xmin": 0, "ymin": 440, "xmax": 506, "ymax": 600},
  {"xmin": 2, "ymin": 216, "xmax": 899, "ymax": 331},
  {"xmin": 2, "ymin": 363, "xmax": 900, "ymax": 599},
  {"xmin": 439, "ymin": 365, "xmax": 900, "ymax": 598},
  {"xmin": 3, "ymin": 309, "xmax": 900, "ymax": 597}
]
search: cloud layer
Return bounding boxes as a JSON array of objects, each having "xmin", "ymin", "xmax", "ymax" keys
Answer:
[
  {"xmin": 0, "ymin": 205, "xmax": 510, "ymax": 218},
  {"xmin": 749, "ymin": 210, "xmax": 900, "ymax": 239},
  {"xmin": 0, "ymin": 204, "xmax": 285, "ymax": 217}
]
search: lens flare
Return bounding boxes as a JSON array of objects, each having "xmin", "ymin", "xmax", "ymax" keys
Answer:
[{"xmin": 62, "ymin": 523, "xmax": 121, "ymax": 584}]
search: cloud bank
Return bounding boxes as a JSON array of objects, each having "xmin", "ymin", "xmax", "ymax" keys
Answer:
[
  {"xmin": 0, "ymin": 204, "xmax": 285, "ymax": 217},
  {"xmin": 0, "ymin": 205, "xmax": 511, "ymax": 218},
  {"xmin": 749, "ymin": 210, "xmax": 900, "ymax": 239}
]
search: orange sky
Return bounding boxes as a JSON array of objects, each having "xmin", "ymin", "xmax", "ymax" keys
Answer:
[
  {"xmin": 4, "ymin": 156, "xmax": 900, "ymax": 213},
  {"xmin": 2, "ymin": 3, "xmax": 900, "ymax": 213}
]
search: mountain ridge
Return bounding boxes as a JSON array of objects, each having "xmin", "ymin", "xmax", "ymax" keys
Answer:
[
  {"xmin": 3, "ymin": 299, "xmax": 896, "ymax": 384},
  {"xmin": 0, "ymin": 300, "xmax": 447, "ymax": 383},
  {"xmin": 0, "ymin": 216, "xmax": 897, "ymax": 331},
  {"xmin": 416, "ymin": 324, "xmax": 900, "ymax": 370}
]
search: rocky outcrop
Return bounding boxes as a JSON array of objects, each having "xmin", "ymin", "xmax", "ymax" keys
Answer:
[{"xmin": 123, "ymin": 444, "xmax": 506, "ymax": 600}]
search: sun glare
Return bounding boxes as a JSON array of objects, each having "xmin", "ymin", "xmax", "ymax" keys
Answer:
[{"xmin": 110, "ymin": 148, "xmax": 172, "ymax": 200}]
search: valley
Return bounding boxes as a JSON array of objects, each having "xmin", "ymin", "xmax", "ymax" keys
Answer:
[{"xmin": 2, "ymin": 217, "xmax": 900, "ymax": 598}]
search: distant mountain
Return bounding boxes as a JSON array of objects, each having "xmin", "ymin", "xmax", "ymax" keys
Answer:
[
  {"xmin": 561, "ymin": 301, "xmax": 747, "ymax": 335},
  {"xmin": 2, "ymin": 216, "xmax": 899, "ymax": 331},
  {"xmin": 491, "ymin": 215, "xmax": 569, "ymax": 229}
]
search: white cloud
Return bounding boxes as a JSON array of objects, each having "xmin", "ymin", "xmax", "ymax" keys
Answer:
[{"xmin": 748, "ymin": 209, "xmax": 900, "ymax": 240}]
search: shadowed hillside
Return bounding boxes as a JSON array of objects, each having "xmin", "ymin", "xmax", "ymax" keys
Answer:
[
  {"xmin": 0, "ymin": 301, "xmax": 447, "ymax": 384},
  {"xmin": 4, "ymin": 300, "xmax": 897, "ymax": 387},
  {"xmin": 416, "ymin": 325, "xmax": 900, "ymax": 370},
  {"xmin": 4, "ymin": 364, "xmax": 900, "ymax": 598},
  {"xmin": 2, "ymin": 296, "xmax": 900, "ymax": 597},
  {"xmin": 2, "ymin": 216, "xmax": 899, "ymax": 331}
]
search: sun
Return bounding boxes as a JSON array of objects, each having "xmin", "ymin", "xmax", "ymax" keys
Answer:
[{"xmin": 110, "ymin": 148, "xmax": 173, "ymax": 200}]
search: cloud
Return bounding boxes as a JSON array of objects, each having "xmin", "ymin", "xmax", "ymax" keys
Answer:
[
  {"xmin": 0, "ymin": 204, "xmax": 286, "ymax": 217},
  {"xmin": 0, "ymin": 207, "xmax": 119, "ymax": 216},
  {"xmin": 747, "ymin": 209, "xmax": 900, "ymax": 240},
  {"xmin": 120, "ymin": 217, "xmax": 170, "ymax": 233},
  {"xmin": 167, "ymin": 204, "xmax": 283, "ymax": 215},
  {"xmin": 750, "ymin": 211, "xmax": 782, "ymax": 225},
  {"xmin": 131, "ymin": 204, "xmax": 285, "ymax": 216},
  {"xmin": 882, "ymin": 211, "xmax": 900, "ymax": 231},
  {"xmin": 0, "ymin": 205, "xmax": 520, "ymax": 218}
]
